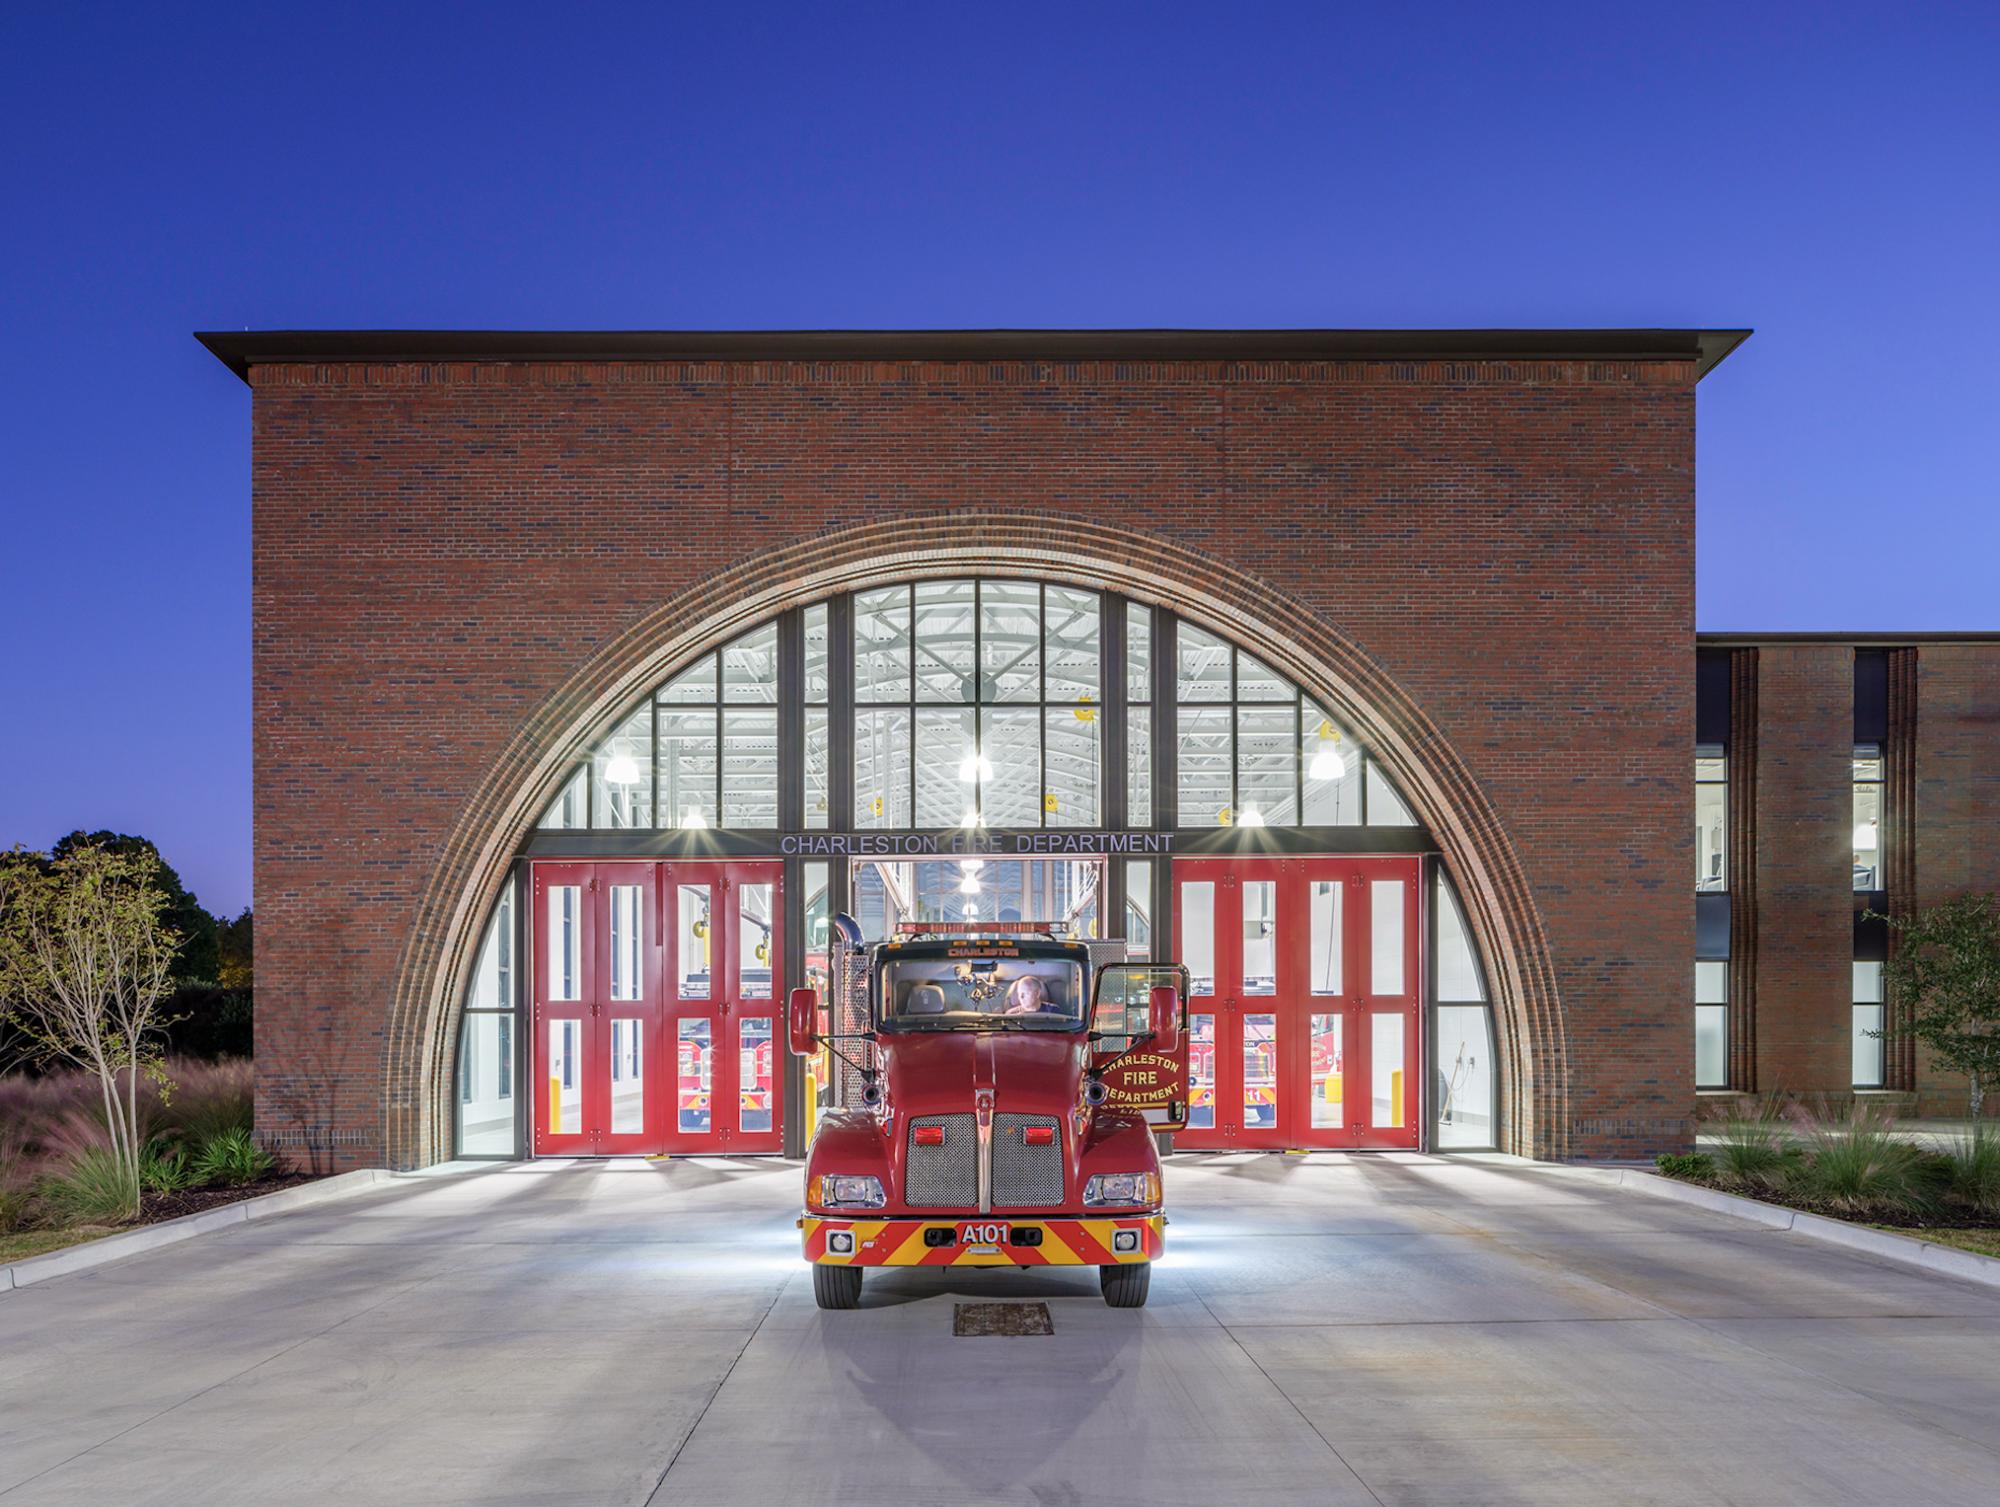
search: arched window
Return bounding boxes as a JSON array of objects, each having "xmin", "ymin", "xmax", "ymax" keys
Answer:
[
  {"xmin": 532, "ymin": 578, "xmax": 1421, "ymax": 836},
  {"xmin": 466, "ymin": 575, "xmax": 1502, "ymax": 1159}
]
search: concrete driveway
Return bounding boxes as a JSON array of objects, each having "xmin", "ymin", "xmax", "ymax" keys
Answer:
[{"xmin": 3, "ymin": 1153, "xmax": 1998, "ymax": 1506}]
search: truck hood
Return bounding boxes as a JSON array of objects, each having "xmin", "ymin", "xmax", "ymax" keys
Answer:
[{"xmin": 878, "ymin": 1029, "xmax": 1086, "ymax": 1120}]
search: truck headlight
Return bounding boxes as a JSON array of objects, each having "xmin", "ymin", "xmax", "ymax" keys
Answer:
[
  {"xmin": 812, "ymin": 1174, "xmax": 886, "ymax": 1209},
  {"xmin": 1082, "ymin": 1172, "xmax": 1160, "ymax": 1207}
]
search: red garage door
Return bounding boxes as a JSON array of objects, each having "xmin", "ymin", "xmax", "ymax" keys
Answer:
[
  {"xmin": 531, "ymin": 860, "xmax": 782, "ymax": 1156},
  {"xmin": 1175, "ymin": 856, "xmax": 1421, "ymax": 1151}
]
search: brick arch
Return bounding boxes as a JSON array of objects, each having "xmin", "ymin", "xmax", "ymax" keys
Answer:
[{"xmin": 390, "ymin": 514, "xmax": 1567, "ymax": 1164}]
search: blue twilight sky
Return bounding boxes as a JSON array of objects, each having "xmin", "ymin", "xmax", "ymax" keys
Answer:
[{"xmin": 2, "ymin": 2, "xmax": 1996, "ymax": 916}]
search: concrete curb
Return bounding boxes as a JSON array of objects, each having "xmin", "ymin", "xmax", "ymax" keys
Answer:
[
  {"xmin": 0, "ymin": 1165, "xmax": 486, "ymax": 1294},
  {"xmin": 1607, "ymin": 1166, "xmax": 2000, "ymax": 1288}
]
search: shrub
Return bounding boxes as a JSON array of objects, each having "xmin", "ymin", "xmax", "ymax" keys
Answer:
[
  {"xmin": 1656, "ymin": 1152, "xmax": 1716, "ymax": 1180},
  {"xmin": 40, "ymin": 1146, "xmax": 138, "ymax": 1225},
  {"xmin": 0, "ymin": 1072, "xmax": 99, "ymax": 1161},
  {"xmin": 1933, "ymin": 1126, "xmax": 2000, "ymax": 1216},
  {"xmin": 1784, "ymin": 1100, "xmax": 1932, "ymax": 1213},
  {"xmin": 140, "ymin": 1143, "xmax": 197, "ymax": 1193},
  {"xmin": 1705, "ymin": 1095, "xmax": 1795, "ymax": 1186},
  {"xmin": 0, "ymin": 1130, "xmax": 37, "ymax": 1233},
  {"xmin": 37, "ymin": 1101, "xmax": 148, "ymax": 1210},
  {"xmin": 191, "ymin": 1127, "xmax": 274, "ymax": 1187},
  {"xmin": 158, "ymin": 1058, "xmax": 253, "ymax": 1147}
]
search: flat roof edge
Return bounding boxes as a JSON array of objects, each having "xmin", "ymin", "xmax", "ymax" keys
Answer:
[
  {"xmin": 1698, "ymin": 632, "xmax": 2000, "ymax": 646},
  {"xmin": 194, "ymin": 327, "xmax": 1753, "ymax": 384}
]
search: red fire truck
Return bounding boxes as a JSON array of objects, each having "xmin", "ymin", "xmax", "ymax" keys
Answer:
[{"xmin": 787, "ymin": 923, "xmax": 1183, "ymax": 1310}]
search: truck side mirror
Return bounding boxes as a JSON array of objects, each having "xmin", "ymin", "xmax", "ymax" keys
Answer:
[
  {"xmin": 787, "ymin": 986, "xmax": 820, "ymax": 1058},
  {"xmin": 1147, "ymin": 984, "xmax": 1180, "ymax": 1055}
]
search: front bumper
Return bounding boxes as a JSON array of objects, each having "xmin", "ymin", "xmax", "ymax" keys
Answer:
[{"xmin": 800, "ymin": 1214, "xmax": 1165, "ymax": 1267}]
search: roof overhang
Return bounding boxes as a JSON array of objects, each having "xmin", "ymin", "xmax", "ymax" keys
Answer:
[
  {"xmin": 196, "ymin": 327, "xmax": 1751, "ymax": 384},
  {"xmin": 1697, "ymin": 631, "xmax": 2000, "ymax": 646}
]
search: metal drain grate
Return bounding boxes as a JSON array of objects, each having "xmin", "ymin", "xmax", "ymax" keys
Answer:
[{"xmin": 952, "ymin": 1302, "xmax": 1054, "ymax": 1337}]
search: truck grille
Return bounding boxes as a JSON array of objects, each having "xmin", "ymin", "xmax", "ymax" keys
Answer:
[
  {"xmin": 993, "ymin": 1114, "xmax": 1065, "ymax": 1207},
  {"xmin": 905, "ymin": 1115, "xmax": 978, "ymax": 1207}
]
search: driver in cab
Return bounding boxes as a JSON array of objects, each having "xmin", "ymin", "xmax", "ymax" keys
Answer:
[{"xmin": 1003, "ymin": 974, "xmax": 1064, "ymax": 1016}]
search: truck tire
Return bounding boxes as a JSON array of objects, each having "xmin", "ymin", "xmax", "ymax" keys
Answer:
[
  {"xmin": 1099, "ymin": 1262, "xmax": 1150, "ymax": 1308},
  {"xmin": 813, "ymin": 1264, "xmax": 863, "ymax": 1310}
]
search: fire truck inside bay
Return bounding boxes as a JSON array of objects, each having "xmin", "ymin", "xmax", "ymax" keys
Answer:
[{"xmin": 788, "ymin": 916, "xmax": 1187, "ymax": 1309}]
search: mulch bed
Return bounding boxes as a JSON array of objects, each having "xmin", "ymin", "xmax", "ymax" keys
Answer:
[
  {"xmin": 1666, "ymin": 1173, "xmax": 1997, "ymax": 1231},
  {"xmin": 131, "ymin": 1174, "xmax": 326, "ymax": 1226}
]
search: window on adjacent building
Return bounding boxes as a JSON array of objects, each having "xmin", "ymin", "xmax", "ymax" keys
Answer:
[
  {"xmin": 1695, "ymin": 960, "xmax": 1728, "ymax": 1090},
  {"xmin": 1695, "ymin": 744, "xmax": 1727, "ymax": 893},
  {"xmin": 1852, "ymin": 961, "xmax": 1885, "ymax": 1088},
  {"xmin": 1852, "ymin": 744, "xmax": 1883, "ymax": 891}
]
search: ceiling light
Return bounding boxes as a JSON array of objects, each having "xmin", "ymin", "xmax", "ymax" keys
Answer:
[
  {"xmin": 958, "ymin": 749, "xmax": 995, "ymax": 783},
  {"xmin": 959, "ymin": 857, "xmax": 985, "ymax": 872},
  {"xmin": 960, "ymin": 807, "xmax": 982, "ymax": 830},
  {"xmin": 1308, "ymin": 724, "xmax": 1350, "ymax": 782},
  {"xmin": 1853, "ymin": 822, "xmax": 1878, "ymax": 851},
  {"xmin": 683, "ymin": 807, "xmax": 708, "ymax": 830},
  {"xmin": 603, "ymin": 754, "xmax": 641, "ymax": 786},
  {"xmin": 958, "ymin": 873, "xmax": 982, "ymax": 895},
  {"xmin": 1240, "ymin": 807, "xmax": 1267, "ymax": 828},
  {"xmin": 1308, "ymin": 745, "xmax": 1350, "ymax": 781}
]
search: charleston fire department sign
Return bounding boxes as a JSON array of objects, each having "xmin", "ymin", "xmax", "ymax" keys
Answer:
[{"xmin": 779, "ymin": 830, "xmax": 1178, "ymax": 856}]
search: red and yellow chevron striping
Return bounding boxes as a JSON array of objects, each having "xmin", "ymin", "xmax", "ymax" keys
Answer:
[{"xmin": 800, "ymin": 1215, "xmax": 1164, "ymax": 1267}]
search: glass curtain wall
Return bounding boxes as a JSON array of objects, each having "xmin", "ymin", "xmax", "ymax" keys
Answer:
[
  {"xmin": 486, "ymin": 576, "xmax": 1481, "ymax": 1153},
  {"xmin": 534, "ymin": 580, "xmax": 1426, "ymax": 841},
  {"xmin": 457, "ymin": 884, "xmax": 519, "ymax": 1156},
  {"xmin": 1173, "ymin": 622, "xmax": 1398, "ymax": 829},
  {"xmin": 853, "ymin": 581, "xmax": 1102, "ymax": 829},
  {"xmin": 1433, "ymin": 868, "xmax": 1496, "ymax": 1148}
]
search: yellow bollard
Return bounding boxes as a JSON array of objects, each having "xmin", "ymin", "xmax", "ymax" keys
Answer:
[
  {"xmin": 549, "ymin": 1075, "xmax": 561, "ymax": 1134},
  {"xmin": 1390, "ymin": 1069, "xmax": 1404, "ymax": 1126},
  {"xmin": 1325, "ymin": 1072, "xmax": 1342, "ymax": 1105}
]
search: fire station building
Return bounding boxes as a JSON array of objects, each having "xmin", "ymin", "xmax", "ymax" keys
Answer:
[{"xmin": 201, "ymin": 329, "xmax": 2000, "ymax": 1170}]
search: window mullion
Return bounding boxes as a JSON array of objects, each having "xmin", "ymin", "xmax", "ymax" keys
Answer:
[{"xmin": 829, "ymin": 594, "xmax": 854, "ymax": 830}]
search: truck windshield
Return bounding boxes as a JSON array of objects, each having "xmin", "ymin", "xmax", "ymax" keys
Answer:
[{"xmin": 879, "ymin": 956, "xmax": 1086, "ymax": 1031}]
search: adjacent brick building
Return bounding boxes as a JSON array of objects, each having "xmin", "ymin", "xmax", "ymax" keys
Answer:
[
  {"xmin": 1702, "ymin": 636, "xmax": 2000, "ymax": 1114},
  {"xmin": 199, "ymin": 328, "xmax": 1998, "ymax": 1171}
]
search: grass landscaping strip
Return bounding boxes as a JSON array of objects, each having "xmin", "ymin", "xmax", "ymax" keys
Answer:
[
  {"xmin": 1869, "ymin": 1225, "xmax": 2000, "ymax": 1260},
  {"xmin": 0, "ymin": 1228, "xmax": 118, "ymax": 1263}
]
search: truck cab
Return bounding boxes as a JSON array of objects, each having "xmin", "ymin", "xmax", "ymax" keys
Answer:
[{"xmin": 788, "ymin": 923, "xmax": 1182, "ymax": 1309}]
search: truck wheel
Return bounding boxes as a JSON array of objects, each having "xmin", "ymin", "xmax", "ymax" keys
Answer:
[
  {"xmin": 813, "ymin": 1264, "xmax": 863, "ymax": 1310},
  {"xmin": 1099, "ymin": 1262, "xmax": 1150, "ymax": 1308}
]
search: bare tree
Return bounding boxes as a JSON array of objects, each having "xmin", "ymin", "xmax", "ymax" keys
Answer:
[{"xmin": 0, "ymin": 844, "xmax": 183, "ymax": 1216}]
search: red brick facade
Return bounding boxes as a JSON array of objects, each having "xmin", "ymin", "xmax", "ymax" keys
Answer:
[
  {"xmin": 1913, "ymin": 646, "xmax": 2000, "ymax": 1112},
  {"xmin": 1749, "ymin": 647, "xmax": 1855, "ymax": 1090},
  {"xmin": 238, "ymin": 339, "xmax": 1708, "ymax": 1168}
]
